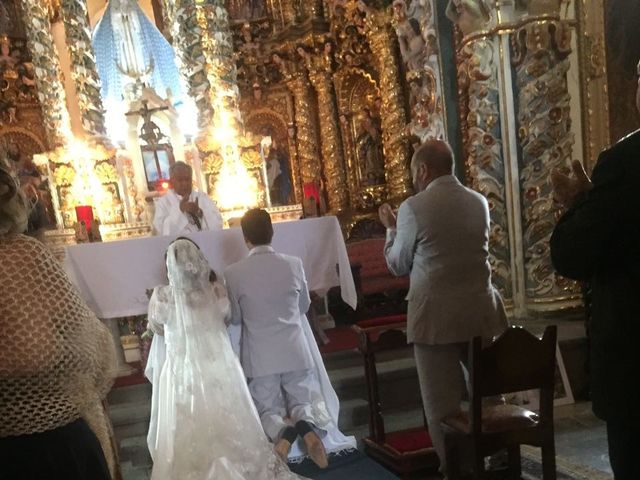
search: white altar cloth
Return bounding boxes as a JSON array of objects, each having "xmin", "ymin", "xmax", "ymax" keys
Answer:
[{"xmin": 64, "ymin": 216, "xmax": 357, "ymax": 319}]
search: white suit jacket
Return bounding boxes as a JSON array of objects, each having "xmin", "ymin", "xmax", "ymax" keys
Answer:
[
  {"xmin": 384, "ymin": 175, "xmax": 508, "ymax": 345},
  {"xmin": 224, "ymin": 246, "xmax": 314, "ymax": 378},
  {"xmin": 153, "ymin": 189, "xmax": 223, "ymax": 236}
]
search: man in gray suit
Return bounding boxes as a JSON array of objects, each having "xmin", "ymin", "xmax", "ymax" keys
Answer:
[
  {"xmin": 379, "ymin": 140, "xmax": 507, "ymax": 472},
  {"xmin": 224, "ymin": 209, "xmax": 328, "ymax": 468}
]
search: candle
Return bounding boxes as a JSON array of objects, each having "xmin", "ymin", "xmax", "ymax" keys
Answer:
[
  {"xmin": 75, "ymin": 205, "xmax": 94, "ymax": 232},
  {"xmin": 303, "ymin": 182, "xmax": 320, "ymax": 204}
]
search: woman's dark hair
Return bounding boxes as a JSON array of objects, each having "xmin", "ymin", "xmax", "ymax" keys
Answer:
[
  {"xmin": 209, "ymin": 270, "xmax": 217, "ymax": 283},
  {"xmin": 164, "ymin": 236, "xmax": 201, "ymax": 262},
  {"xmin": 241, "ymin": 208, "xmax": 273, "ymax": 246}
]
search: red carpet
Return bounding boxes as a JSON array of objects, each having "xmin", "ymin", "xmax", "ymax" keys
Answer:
[
  {"xmin": 319, "ymin": 326, "xmax": 359, "ymax": 355},
  {"xmin": 113, "ymin": 362, "xmax": 148, "ymax": 388}
]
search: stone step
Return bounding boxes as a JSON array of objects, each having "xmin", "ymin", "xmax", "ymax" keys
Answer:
[{"xmin": 108, "ymin": 383, "xmax": 152, "ymax": 406}]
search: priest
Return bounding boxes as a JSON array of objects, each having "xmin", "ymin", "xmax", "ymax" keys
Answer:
[{"xmin": 153, "ymin": 162, "xmax": 223, "ymax": 236}]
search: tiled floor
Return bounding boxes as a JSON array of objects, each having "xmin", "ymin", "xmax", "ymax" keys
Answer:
[{"xmin": 553, "ymin": 403, "xmax": 611, "ymax": 475}]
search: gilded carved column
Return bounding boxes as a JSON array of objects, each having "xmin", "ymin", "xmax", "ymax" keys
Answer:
[
  {"xmin": 511, "ymin": 18, "xmax": 578, "ymax": 304},
  {"xmin": 22, "ymin": 0, "xmax": 72, "ymax": 146},
  {"xmin": 363, "ymin": 9, "xmax": 411, "ymax": 200},
  {"xmin": 287, "ymin": 73, "xmax": 322, "ymax": 185},
  {"xmin": 60, "ymin": 0, "xmax": 107, "ymax": 139},
  {"xmin": 308, "ymin": 67, "xmax": 349, "ymax": 212}
]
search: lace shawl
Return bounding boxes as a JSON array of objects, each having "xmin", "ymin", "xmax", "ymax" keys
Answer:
[{"xmin": 0, "ymin": 234, "xmax": 117, "ymax": 475}]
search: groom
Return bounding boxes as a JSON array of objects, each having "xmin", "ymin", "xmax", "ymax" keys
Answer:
[{"xmin": 224, "ymin": 209, "xmax": 329, "ymax": 468}]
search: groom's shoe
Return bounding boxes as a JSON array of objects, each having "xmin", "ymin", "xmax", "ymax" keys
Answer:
[
  {"xmin": 275, "ymin": 426, "xmax": 297, "ymax": 462},
  {"xmin": 296, "ymin": 421, "xmax": 328, "ymax": 469},
  {"xmin": 302, "ymin": 431, "xmax": 328, "ymax": 469}
]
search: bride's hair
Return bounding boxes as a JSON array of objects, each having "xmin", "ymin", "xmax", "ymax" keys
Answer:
[
  {"xmin": 174, "ymin": 236, "xmax": 201, "ymax": 249},
  {"xmin": 0, "ymin": 166, "xmax": 28, "ymax": 236}
]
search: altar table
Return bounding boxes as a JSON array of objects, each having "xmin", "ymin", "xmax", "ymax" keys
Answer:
[{"xmin": 64, "ymin": 216, "xmax": 357, "ymax": 319}]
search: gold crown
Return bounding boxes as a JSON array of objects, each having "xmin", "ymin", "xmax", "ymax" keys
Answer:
[{"xmin": 0, "ymin": 35, "xmax": 10, "ymax": 47}]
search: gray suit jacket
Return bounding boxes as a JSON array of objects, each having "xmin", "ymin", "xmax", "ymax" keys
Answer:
[
  {"xmin": 384, "ymin": 175, "xmax": 507, "ymax": 345},
  {"xmin": 224, "ymin": 246, "xmax": 314, "ymax": 378}
]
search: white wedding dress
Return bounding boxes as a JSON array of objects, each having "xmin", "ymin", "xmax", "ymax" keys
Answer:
[{"xmin": 145, "ymin": 239, "xmax": 304, "ymax": 480}]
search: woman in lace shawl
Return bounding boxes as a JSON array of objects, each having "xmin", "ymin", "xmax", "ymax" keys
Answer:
[
  {"xmin": 145, "ymin": 238, "xmax": 305, "ymax": 480},
  {"xmin": 0, "ymin": 166, "xmax": 118, "ymax": 479}
]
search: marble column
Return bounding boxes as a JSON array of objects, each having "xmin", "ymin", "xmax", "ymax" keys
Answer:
[
  {"xmin": 171, "ymin": 0, "xmax": 214, "ymax": 130},
  {"xmin": 21, "ymin": 0, "xmax": 72, "ymax": 147},
  {"xmin": 511, "ymin": 18, "xmax": 577, "ymax": 306},
  {"xmin": 453, "ymin": 13, "xmax": 514, "ymax": 303},
  {"xmin": 448, "ymin": 1, "xmax": 582, "ymax": 314},
  {"xmin": 309, "ymin": 68, "xmax": 349, "ymax": 212},
  {"xmin": 60, "ymin": 0, "xmax": 108, "ymax": 139},
  {"xmin": 363, "ymin": 10, "xmax": 412, "ymax": 201}
]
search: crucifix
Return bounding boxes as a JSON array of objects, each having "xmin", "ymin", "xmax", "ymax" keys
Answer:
[{"xmin": 126, "ymin": 100, "xmax": 169, "ymax": 147}]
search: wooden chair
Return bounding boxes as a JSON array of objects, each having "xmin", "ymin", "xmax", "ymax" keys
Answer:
[
  {"xmin": 441, "ymin": 326, "xmax": 558, "ymax": 480},
  {"xmin": 352, "ymin": 315, "xmax": 439, "ymax": 475}
]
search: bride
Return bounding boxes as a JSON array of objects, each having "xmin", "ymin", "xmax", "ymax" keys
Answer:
[{"xmin": 145, "ymin": 238, "xmax": 304, "ymax": 479}]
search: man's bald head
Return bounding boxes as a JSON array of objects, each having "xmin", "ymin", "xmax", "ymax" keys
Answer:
[
  {"xmin": 411, "ymin": 140, "xmax": 454, "ymax": 191},
  {"xmin": 170, "ymin": 161, "xmax": 193, "ymax": 197}
]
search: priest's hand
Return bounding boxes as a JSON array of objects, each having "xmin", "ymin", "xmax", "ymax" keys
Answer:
[
  {"xmin": 378, "ymin": 203, "xmax": 397, "ymax": 229},
  {"xmin": 180, "ymin": 196, "xmax": 202, "ymax": 217},
  {"xmin": 551, "ymin": 160, "xmax": 592, "ymax": 209}
]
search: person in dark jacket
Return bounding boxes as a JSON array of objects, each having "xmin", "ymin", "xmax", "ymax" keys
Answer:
[{"xmin": 549, "ymin": 59, "xmax": 640, "ymax": 480}]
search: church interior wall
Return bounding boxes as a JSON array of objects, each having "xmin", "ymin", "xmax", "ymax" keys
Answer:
[
  {"xmin": 0, "ymin": 0, "xmax": 627, "ymax": 317},
  {"xmin": 605, "ymin": 0, "xmax": 640, "ymax": 144}
]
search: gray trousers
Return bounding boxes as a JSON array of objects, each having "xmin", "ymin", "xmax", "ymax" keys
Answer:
[
  {"xmin": 248, "ymin": 369, "xmax": 317, "ymax": 442},
  {"xmin": 414, "ymin": 342, "xmax": 470, "ymax": 471}
]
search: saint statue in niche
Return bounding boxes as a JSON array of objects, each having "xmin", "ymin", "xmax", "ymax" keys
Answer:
[
  {"xmin": 356, "ymin": 108, "xmax": 385, "ymax": 186},
  {"xmin": 264, "ymin": 138, "xmax": 292, "ymax": 206},
  {"xmin": 226, "ymin": 0, "xmax": 267, "ymax": 22},
  {"xmin": 392, "ymin": 0, "xmax": 427, "ymax": 72}
]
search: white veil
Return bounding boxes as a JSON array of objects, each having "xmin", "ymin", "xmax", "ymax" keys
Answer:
[{"xmin": 146, "ymin": 239, "xmax": 303, "ymax": 480}]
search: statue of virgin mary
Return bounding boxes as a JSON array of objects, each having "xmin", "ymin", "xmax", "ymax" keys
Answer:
[{"xmin": 92, "ymin": 0, "xmax": 184, "ymax": 105}]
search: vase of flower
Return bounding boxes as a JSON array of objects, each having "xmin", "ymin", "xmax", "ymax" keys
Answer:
[{"xmin": 120, "ymin": 334, "xmax": 141, "ymax": 363}]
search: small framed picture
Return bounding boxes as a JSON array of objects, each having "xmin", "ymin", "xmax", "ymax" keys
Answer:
[{"xmin": 552, "ymin": 344, "xmax": 575, "ymax": 406}]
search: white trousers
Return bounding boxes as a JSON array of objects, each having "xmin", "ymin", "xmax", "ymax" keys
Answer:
[
  {"xmin": 248, "ymin": 369, "xmax": 317, "ymax": 442},
  {"xmin": 414, "ymin": 342, "xmax": 469, "ymax": 471}
]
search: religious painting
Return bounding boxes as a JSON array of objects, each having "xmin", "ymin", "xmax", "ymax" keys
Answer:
[
  {"xmin": 226, "ymin": 0, "xmax": 268, "ymax": 23},
  {"xmin": 141, "ymin": 144, "xmax": 174, "ymax": 190}
]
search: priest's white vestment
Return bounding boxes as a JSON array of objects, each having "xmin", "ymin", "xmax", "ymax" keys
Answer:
[{"xmin": 153, "ymin": 189, "xmax": 223, "ymax": 236}]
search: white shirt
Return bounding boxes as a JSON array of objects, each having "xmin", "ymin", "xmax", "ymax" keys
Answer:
[{"xmin": 153, "ymin": 189, "xmax": 223, "ymax": 236}]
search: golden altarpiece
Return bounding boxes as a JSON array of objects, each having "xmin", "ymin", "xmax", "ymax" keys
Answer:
[{"xmin": 0, "ymin": 0, "xmax": 621, "ymax": 317}]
